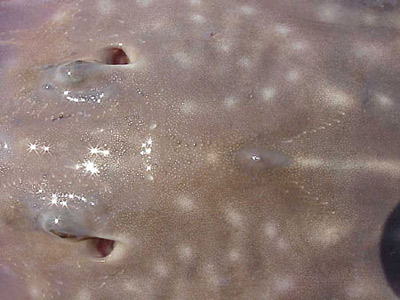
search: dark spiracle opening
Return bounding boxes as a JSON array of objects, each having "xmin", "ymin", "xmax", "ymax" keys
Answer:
[
  {"xmin": 50, "ymin": 229, "xmax": 115, "ymax": 258},
  {"xmin": 89, "ymin": 237, "xmax": 116, "ymax": 258},
  {"xmin": 101, "ymin": 47, "xmax": 130, "ymax": 65},
  {"xmin": 380, "ymin": 203, "xmax": 400, "ymax": 296}
]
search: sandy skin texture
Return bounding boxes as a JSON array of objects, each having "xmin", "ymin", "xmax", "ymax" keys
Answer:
[{"xmin": 2, "ymin": 0, "xmax": 400, "ymax": 299}]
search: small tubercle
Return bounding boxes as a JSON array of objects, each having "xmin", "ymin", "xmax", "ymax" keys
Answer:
[{"xmin": 234, "ymin": 146, "xmax": 291, "ymax": 172}]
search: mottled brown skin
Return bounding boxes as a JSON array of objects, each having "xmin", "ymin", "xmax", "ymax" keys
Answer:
[{"xmin": 2, "ymin": 0, "xmax": 400, "ymax": 299}]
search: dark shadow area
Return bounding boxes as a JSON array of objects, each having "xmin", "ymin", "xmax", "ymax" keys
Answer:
[
  {"xmin": 101, "ymin": 47, "xmax": 130, "ymax": 65},
  {"xmin": 381, "ymin": 203, "xmax": 400, "ymax": 297}
]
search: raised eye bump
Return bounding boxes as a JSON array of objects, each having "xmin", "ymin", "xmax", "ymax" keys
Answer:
[{"xmin": 53, "ymin": 60, "xmax": 103, "ymax": 86}]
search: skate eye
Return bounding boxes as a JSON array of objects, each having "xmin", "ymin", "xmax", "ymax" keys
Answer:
[{"xmin": 50, "ymin": 59, "xmax": 104, "ymax": 88}]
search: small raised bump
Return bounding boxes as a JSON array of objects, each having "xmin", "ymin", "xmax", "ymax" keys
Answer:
[{"xmin": 234, "ymin": 147, "xmax": 291, "ymax": 172}]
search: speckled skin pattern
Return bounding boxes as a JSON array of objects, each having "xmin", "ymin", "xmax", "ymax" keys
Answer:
[{"xmin": 2, "ymin": 0, "xmax": 400, "ymax": 299}]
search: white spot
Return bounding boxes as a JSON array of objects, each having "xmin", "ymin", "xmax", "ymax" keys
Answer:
[
  {"xmin": 297, "ymin": 157, "xmax": 400, "ymax": 177},
  {"xmin": 202, "ymin": 263, "xmax": 220, "ymax": 287},
  {"xmin": 345, "ymin": 278, "xmax": 377, "ymax": 299},
  {"xmin": 224, "ymin": 96, "xmax": 239, "ymax": 109},
  {"xmin": 136, "ymin": 0, "xmax": 151, "ymax": 6},
  {"xmin": 322, "ymin": 87, "xmax": 353, "ymax": 108},
  {"xmin": 226, "ymin": 209, "xmax": 244, "ymax": 228},
  {"xmin": 219, "ymin": 42, "xmax": 232, "ymax": 52},
  {"xmin": 189, "ymin": 0, "xmax": 201, "ymax": 5},
  {"xmin": 311, "ymin": 223, "xmax": 345, "ymax": 247},
  {"xmin": 264, "ymin": 222, "xmax": 278, "ymax": 239},
  {"xmin": 275, "ymin": 24, "xmax": 291, "ymax": 36},
  {"xmin": 292, "ymin": 41, "xmax": 308, "ymax": 51},
  {"xmin": 375, "ymin": 93, "xmax": 393, "ymax": 108},
  {"xmin": 206, "ymin": 152, "xmax": 219, "ymax": 164},
  {"xmin": 261, "ymin": 87, "xmax": 276, "ymax": 102},
  {"xmin": 75, "ymin": 289, "xmax": 91, "ymax": 300},
  {"xmin": 52, "ymin": 10, "xmax": 67, "ymax": 22},
  {"xmin": 178, "ymin": 245, "xmax": 193, "ymax": 261},
  {"xmin": 173, "ymin": 52, "xmax": 192, "ymax": 68},
  {"xmin": 362, "ymin": 13, "xmax": 378, "ymax": 26},
  {"xmin": 190, "ymin": 14, "xmax": 205, "ymax": 24},
  {"xmin": 239, "ymin": 5, "xmax": 255, "ymax": 15},
  {"xmin": 277, "ymin": 238, "xmax": 289, "ymax": 250},
  {"xmin": 317, "ymin": 4, "xmax": 341, "ymax": 23},
  {"xmin": 176, "ymin": 195, "xmax": 195, "ymax": 212},
  {"xmin": 274, "ymin": 276, "xmax": 294, "ymax": 292},
  {"xmin": 238, "ymin": 57, "xmax": 252, "ymax": 68},
  {"xmin": 286, "ymin": 70, "xmax": 299, "ymax": 82},
  {"xmin": 154, "ymin": 261, "xmax": 169, "ymax": 277},
  {"xmin": 28, "ymin": 286, "xmax": 41, "ymax": 298},
  {"xmin": 353, "ymin": 42, "xmax": 383, "ymax": 61},
  {"xmin": 229, "ymin": 249, "xmax": 241, "ymax": 262},
  {"xmin": 98, "ymin": 0, "xmax": 115, "ymax": 15},
  {"xmin": 181, "ymin": 101, "xmax": 195, "ymax": 114}
]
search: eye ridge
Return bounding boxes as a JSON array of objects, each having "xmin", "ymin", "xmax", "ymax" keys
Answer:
[{"xmin": 49, "ymin": 229, "xmax": 87, "ymax": 240}]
